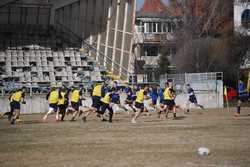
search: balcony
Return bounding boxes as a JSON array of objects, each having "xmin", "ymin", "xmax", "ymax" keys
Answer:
[{"xmin": 134, "ymin": 32, "xmax": 175, "ymax": 44}]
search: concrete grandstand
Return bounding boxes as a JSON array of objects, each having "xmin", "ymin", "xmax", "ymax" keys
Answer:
[{"xmin": 0, "ymin": 0, "xmax": 135, "ymax": 93}]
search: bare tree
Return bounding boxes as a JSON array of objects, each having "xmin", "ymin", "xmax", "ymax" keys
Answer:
[{"xmin": 172, "ymin": 0, "xmax": 246, "ymax": 81}]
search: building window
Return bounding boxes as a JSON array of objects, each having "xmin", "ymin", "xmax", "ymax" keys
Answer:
[
  {"xmin": 153, "ymin": 22, "xmax": 156, "ymax": 32},
  {"xmin": 158, "ymin": 22, "xmax": 162, "ymax": 33},
  {"xmin": 168, "ymin": 23, "xmax": 172, "ymax": 32},
  {"xmin": 149, "ymin": 22, "xmax": 152, "ymax": 33},
  {"xmin": 141, "ymin": 22, "xmax": 145, "ymax": 33},
  {"xmin": 144, "ymin": 46, "xmax": 158, "ymax": 57},
  {"xmin": 163, "ymin": 23, "xmax": 167, "ymax": 32},
  {"xmin": 145, "ymin": 22, "xmax": 149, "ymax": 33},
  {"xmin": 241, "ymin": 9, "xmax": 250, "ymax": 29}
]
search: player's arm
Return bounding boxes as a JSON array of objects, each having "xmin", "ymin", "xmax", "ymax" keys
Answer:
[
  {"xmin": 46, "ymin": 92, "xmax": 50, "ymax": 100},
  {"xmin": 58, "ymin": 90, "xmax": 62, "ymax": 100},
  {"xmin": 170, "ymin": 89, "xmax": 176, "ymax": 99},
  {"xmin": 21, "ymin": 92, "xmax": 26, "ymax": 104},
  {"xmin": 144, "ymin": 91, "xmax": 151, "ymax": 100},
  {"xmin": 80, "ymin": 90, "xmax": 86, "ymax": 100}
]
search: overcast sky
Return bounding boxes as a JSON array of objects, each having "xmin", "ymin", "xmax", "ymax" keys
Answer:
[{"xmin": 136, "ymin": 0, "xmax": 169, "ymax": 11}]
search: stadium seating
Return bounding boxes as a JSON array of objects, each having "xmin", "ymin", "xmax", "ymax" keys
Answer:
[{"xmin": 0, "ymin": 24, "xmax": 102, "ymax": 90}]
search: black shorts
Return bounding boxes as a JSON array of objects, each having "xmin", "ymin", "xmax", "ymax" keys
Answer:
[
  {"xmin": 125, "ymin": 99, "xmax": 133, "ymax": 105},
  {"xmin": 10, "ymin": 101, "xmax": 20, "ymax": 111},
  {"xmin": 135, "ymin": 102, "xmax": 144, "ymax": 110},
  {"xmin": 92, "ymin": 96, "xmax": 101, "ymax": 110},
  {"xmin": 49, "ymin": 103, "xmax": 58, "ymax": 111},
  {"xmin": 100, "ymin": 103, "xmax": 113, "ymax": 114},
  {"xmin": 71, "ymin": 102, "xmax": 80, "ymax": 111},
  {"xmin": 189, "ymin": 96, "xmax": 197, "ymax": 104},
  {"xmin": 58, "ymin": 104, "xmax": 67, "ymax": 113},
  {"xmin": 164, "ymin": 100, "xmax": 175, "ymax": 107}
]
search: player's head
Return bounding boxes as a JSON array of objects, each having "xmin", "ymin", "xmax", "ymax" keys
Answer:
[
  {"xmin": 144, "ymin": 85, "xmax": 149, "ymax": 91},
  {"xmin": 169, "ymin": 82, "xmax": 173, "ymax": 88},
  {"xmin": 165, "ymin": 81, "xmax": 169, "ymax": 87},
  {"xmin": 186, "ymin": 83, "xmax": 190, "ymax": 88}
]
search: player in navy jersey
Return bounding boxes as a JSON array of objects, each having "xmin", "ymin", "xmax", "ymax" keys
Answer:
[{"xmin": 185, "ymin": 84, "xmax": 204, "ymax": 113}]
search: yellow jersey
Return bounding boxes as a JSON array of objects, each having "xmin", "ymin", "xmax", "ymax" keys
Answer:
[
  {"xmin": 58, "ymin": 91, "xmax": 66, "ymax": 105},
  {"xmin": 71, "ymin": 89, "xmax": 80, "ymax": 103},
  {"xmin": 164, "ymin": 87, "xmax": 173, "ymax": 100},
  {"xmin": 92, "ymin": 85, "xmax": 102, "ymax": 97},
  {"xmin": 101, "ymin": 93, "xmax": 111, "ymax": 104},
  {"xmin": 135, "ymin": 89, "xmax": 145, "ymax": 104},
  {"xmin": 49, "ymin": 90, "xmax": 59, "ymax": 104},
  {"xmin": 11, "ymin": 91, "xmax": 24, "ymax": 102}
]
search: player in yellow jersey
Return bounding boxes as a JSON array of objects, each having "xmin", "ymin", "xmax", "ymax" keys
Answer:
[
  {"xmin": 9, "ymin": 87, "xmax": 26, "ymax": 124},
  {"xmin": 43, "ymin": 86, "xmax": 59, "ymax": 121},
  {"xmin": 57, "ymin": 87, "xmax": 69, "ymax": 121},
  {"xmin": 82, "ymin": 82, "xmax": 106, "ymax": 122},
  {"xmin": 100, "ymin": 88, "xmax": 115, "ymax": 123},
  {"xmin": 69, "ymin": 86, "xmax": 83, "ymax": 121},
  {"xmin": 163, "ymin": 82, "xmax": 177, "ymax": 119},
  {"xmin": 131, "ymin": 85, "xmax": 150, "ymax": 123}
]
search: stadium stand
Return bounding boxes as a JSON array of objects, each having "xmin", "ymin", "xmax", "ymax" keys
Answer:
[{"xmin": 0, "ymin": 23, "xmax": 102, "ymax": 92}]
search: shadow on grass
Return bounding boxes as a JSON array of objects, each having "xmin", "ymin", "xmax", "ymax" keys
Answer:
[
  {"xmin": 21, "ymin": 120, "xmax": 46, "ymax": 124},
  {"xmin": 173, "ymin": 116, "xmax": 187, "ymax": 120}
]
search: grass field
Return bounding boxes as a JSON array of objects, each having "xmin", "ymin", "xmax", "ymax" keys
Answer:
[{"xmin": 0, "ymin": 108, "xmax": 250, "ymax": 167}]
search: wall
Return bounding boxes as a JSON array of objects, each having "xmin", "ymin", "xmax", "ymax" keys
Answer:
[{"xmin": 0, "ymin": 0, "xmax": 51, "ymax": 25}]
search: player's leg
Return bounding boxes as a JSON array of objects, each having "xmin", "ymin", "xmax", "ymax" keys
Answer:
[
  {"xmin": 43, "ymin": 107, "xmax": 54, "ymax": 121},
  {"xmin": 185, "ymin": 99, "xmax": 191, "ymax": 113},
  {"xmin": 235, "ymin": 99, "xmax": 241, "ymax": 117},
  {"xmin": 56, "ymin": 106, "xmax": 60, "ymax": 121},
  {"xmin": 107, "ymin": 105, "xmax": 114, "ymax": 123},
  {"xmin": 82, "ymin": 97, "xmax": 100, "ymax": 122},
  {"xmin": 131, "ymin": 102, "xmax": 143, "ymax": 123},
  {"xmin": 71, "ymin": 102, "xmax": 80, "ymax": 121},
  {"xmin": 60, "ymin": 105, "xmax": 66, "ymax": 121}
]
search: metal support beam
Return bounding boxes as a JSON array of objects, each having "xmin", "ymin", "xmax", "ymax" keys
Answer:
[
  {"xmin": 104, "ymin": 0, "xmax": 112, "ymax": 69},
  {"xmin": 111, "ymin": 0, "xmax": 121, "ymax": 73},
  {"xmin": 119, "ymin": 1, "xmax": 128, "ymax": 76}
]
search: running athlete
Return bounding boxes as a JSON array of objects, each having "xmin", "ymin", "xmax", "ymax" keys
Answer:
[
  {"xmin": 131, "ymin": 86, "xmax": 150, "ymax": 123},
  {"xmin": 82, "ymin": 82, "xmax": 106, "ymax": 122},
  {"xmin": 157, "ymin": 85, "xmax": 165, "ymax": 118},
  {"xmin": 185, "ymin": 84, "xmax": 204, "ymax": 113},
  {"xmin": 100, "ymin": 88, "xmax": 114, "ymax": 123},
  {"xmin": 69, "ymin": 86, "xmax": 82, "ymax": 121},
  {"xmin": 57, "ymin": 87, "xmax": 69, "ymax": 121},
  {"xmin": 163, "ymin": 82, "xmax": 177, "ymax": 119},
  {"xmin": 110, "ymin": 86, "xmax": 127, "ymax": 113},
  {"xmin": 149, "ymin": 85, "xmax": 158, "ymax": 112},
  {"xmin": 124, "ymin": 86, "xmax": 137, "ymax": 113},
  {"xmin": 8, "ymin": 87, "xmax": 26, "ymax": 124},
  {"xmin": 43, "ymin": 86, "xmax": 59, "ymax": 121}
]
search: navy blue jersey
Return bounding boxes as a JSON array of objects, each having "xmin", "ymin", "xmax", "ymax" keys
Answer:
[{"xmin": 187, "ymin": 87, "xmax": 195, "ymax": 97}]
